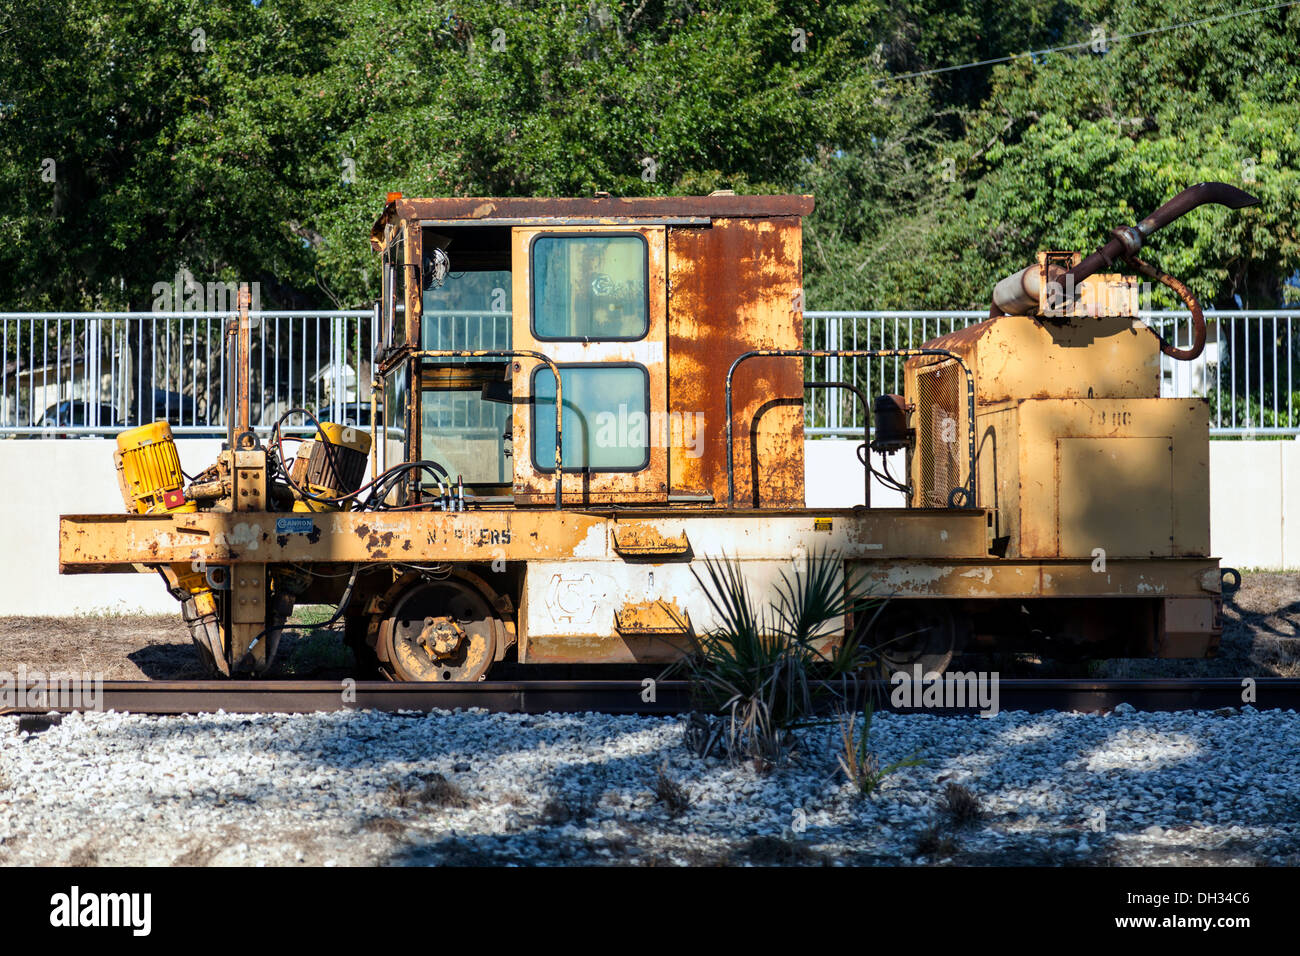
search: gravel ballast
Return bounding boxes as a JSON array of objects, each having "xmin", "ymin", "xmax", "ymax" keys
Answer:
[{"xmin": 1, "ymin": 706, "xmax": 1297, "ymax": 866}]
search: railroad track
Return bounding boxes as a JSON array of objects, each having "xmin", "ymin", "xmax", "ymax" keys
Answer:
[{"xmin": 3, "ymin": 677, "xmax": 1299, "ymax": 717}]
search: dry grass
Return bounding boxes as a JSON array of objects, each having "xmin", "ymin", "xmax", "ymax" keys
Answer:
[
  {"xmin": 540, "ymin": 794, "xmax": 596, "ymax": 826},
  {"xmin": 836, "ymin": 707, "xmax": 921, "ymax": 796},
  {"xmin": 416, "ymin": 772, "xmax": 471, "ymax": 808},
  {"xmin": 909, "ymin": 784, "xmax": 984, "ymax": 860},
  {"xmin": 66, "ymin": 844, "xmax": 98, "ymax": 867},
  {"xmin": 387, "ymin": 773, "xmax": 472, "ymax": 810},
  {"xmin": 361, "ymin": 817, "xmax": 408, "ymax": 836},
  {"xmin": 913, "ymin": 824, "xmax": 959, "ymax": 860},
  {"xmin": 939, "ymin": 783, "xmax": 983, "ymax": 827},
  {"xmin": 0, "ymin": 606, "xmax": 359, "ymax": 680},
  {"xmin": 387, "ymin": 781, "xmax": 416, "ymax": 809},
  {"xmin": 0, "ymin": 614, "xmax": 192, "ymax": 680},
  {"xmin": 653, "ymin": 763, "xmax": 691, "ymax": 817},
  {"xmin": 172, "ymin": 841, "xmax": 220, "ymax": 867}
]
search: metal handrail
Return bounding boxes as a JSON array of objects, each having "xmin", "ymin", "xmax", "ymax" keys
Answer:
[
  {"xmin": 726, "ymin": 348, "xmax": 977, "ymax": 509},
  {"xmin": 409, "ymin": 349, "xmax": 564, "ymax": 509}
]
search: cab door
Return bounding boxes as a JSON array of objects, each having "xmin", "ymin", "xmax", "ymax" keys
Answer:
[{"xmin": 511, "ymin": 226, "xmax": 668, "ymax": 505}]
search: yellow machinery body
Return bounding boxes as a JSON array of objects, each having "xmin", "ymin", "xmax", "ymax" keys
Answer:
[
  {"xmin": 904, "ymin": 269, "xmax": 1217, "ymax": 656},
  {"xmin": 114, "ymin": 421, "xmax": 197, "ymax": 516},
  {"xmin": 57, "ymin": 193, "xmax": 1243, "ymax": 678},
  {"xmin": 114, "ymin": 421, "xmax": 214, "ymax": 619}
]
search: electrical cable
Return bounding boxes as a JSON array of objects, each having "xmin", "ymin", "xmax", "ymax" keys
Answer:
[
  {"xmin": 873, "ymin": 455, "xmax": 911, "ymax": 494},
  {"xmin": 239, "ymin": 562, "xmax": 365, "ymax": 662},
  {"xmin": 268, "ymin": 407, "xmax": 449, "ymax": 509},
  {"xmin": 876, "ymin": 1, "xmax": 1300, "ymax": 84}
]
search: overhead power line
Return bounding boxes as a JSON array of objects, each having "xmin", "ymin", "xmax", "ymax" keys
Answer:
[{"xmin": 876, "ymin": 0, "xmax": 1300, "ymax": 83}]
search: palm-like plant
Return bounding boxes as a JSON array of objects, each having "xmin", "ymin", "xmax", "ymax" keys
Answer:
[{"xmin": 668, "ymin": 547, "xmax": 885, "ymax": 766}]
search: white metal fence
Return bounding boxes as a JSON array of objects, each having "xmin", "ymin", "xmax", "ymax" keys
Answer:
[
  {"xmin": 2, "ymin": 308, "xmax": 1297, "ymax": 437},
  {"xmin": 803, "ymin": 310, "xmax": 1300, "ymax": 437},
  {"xmin": 0, "ymin": 309, "xmax": 379, "ymax": 436}
]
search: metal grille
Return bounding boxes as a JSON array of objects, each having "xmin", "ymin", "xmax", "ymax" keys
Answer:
[
  {"xmin": 3, "ymin": 307, "xmax": 1296, "ymax": 439},
  {"xmin": 914, "ymin": 360, "xmax": 964, "ymax": 508}
]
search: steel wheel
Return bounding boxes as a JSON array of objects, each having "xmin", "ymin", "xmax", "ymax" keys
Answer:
[
  {"xmin": 871, "ymin": 601, "xmax": 961, "ymax": 676},
  {"xmin": 380, "ymin": 577, "xmax": 498, "ymax": 682}
]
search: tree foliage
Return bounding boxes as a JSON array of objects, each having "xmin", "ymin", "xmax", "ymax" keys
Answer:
[{"xmin": 1, "ymin": 0, "xmax": 1296, "ymax": 311}]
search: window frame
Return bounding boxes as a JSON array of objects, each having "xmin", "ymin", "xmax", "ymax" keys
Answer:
[
  {"xmin": 528, "ymin": 361, "xmax": 652, "ymax": 474},
  {"xmin": 528, "ymin": 231, "xmax": 651, "ymax": 343}
]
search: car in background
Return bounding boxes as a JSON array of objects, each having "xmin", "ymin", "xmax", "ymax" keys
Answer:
[
  {"xmin": 35, "ymin": 401, "xmax": 121, "ymax": 437},
  {"xmin": 147, "ymin": 389, "xmax": 203, "ymax": 427}
]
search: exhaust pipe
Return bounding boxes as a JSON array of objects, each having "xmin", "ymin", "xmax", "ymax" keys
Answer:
[
  {"xmin": 991, "ymin": 182, "xmax": 1259, "ymax": 316},
  {"xmin": 1060, "ymin": 182, "xmax": 1258, "ymax": 291}
]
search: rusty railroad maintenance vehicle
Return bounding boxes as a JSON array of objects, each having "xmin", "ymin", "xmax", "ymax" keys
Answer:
[{"xmin": 58, "ymin": 184, "xmax": 1257, "ymax": 680}]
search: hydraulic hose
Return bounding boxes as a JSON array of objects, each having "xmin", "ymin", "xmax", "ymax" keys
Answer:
[{"xmin": 1126, "ymin": 255, "xmax": 1207, "ymax": 362}]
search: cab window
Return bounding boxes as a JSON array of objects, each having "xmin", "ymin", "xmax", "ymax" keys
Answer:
[
  {"xmin": 531, "ymin": 234, "xmax": 648, "ymax": 341},
  {"xmin": 420, "ymin": 268, "xmax": 513, "ymax": 487},
  {"xmin": 531, "ymin": 364, "xmax": 650, "ymax": 471}
]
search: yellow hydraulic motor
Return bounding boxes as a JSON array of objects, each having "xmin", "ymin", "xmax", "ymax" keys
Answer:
[
  {"xmin": 113, "ymin": 420, "xmax": 212, "ymax": 608},
  {"xmin": 289, "ymin": 422, "xmax": 373, "ymax": 512},
  {"xmin": 114, "ymin": 420, "xmax": 196, "ymax": 515}
]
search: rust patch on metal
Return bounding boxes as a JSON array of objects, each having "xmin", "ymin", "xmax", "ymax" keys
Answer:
[
  {"xmin": 402, "ymin": 195, "xmax": 813, "ymax": 221},
  {"xmin": 668, "ymin": 217, "xmax": 805, "ymax": 507},
  {"xmin": 612, "ymin": 526, "xmax": 691, "ymax": 558},
  {"xmin": 614, "ymin": 599, "xmax": 692, "ymax": 637}
]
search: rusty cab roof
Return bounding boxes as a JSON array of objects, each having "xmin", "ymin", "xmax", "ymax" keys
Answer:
[{"xmin": 369, "ymin": 194, "xmax": 815, "ymax": 249}]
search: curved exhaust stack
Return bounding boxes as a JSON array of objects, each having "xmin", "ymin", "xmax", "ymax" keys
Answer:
[{"xmin": 991, "ymin": 182, "xmax": 1259, "ymax": 317}]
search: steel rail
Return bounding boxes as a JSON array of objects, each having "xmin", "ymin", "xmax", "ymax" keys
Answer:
[
  {"xmin": 4, "ymin": 678, "xmax": 1299, "ymax": 717},
  {"xmin": 0, "ymin": 680, "xmax": 691, "ymax": 717}
]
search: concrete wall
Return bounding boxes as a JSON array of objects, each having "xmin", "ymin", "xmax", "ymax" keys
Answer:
[
  {"xmin": 0, "ymin": 439, "xmax": 225, "ymax": 615},
  {"xmin": 1208, "ymin": 440, "xmax": 1300, "ymax": 570},
  {"xmin": 803, "ymin": 439, "xmax": 906, "ymax": 509},
  {"xmin": 0, "ymin": 437, "xmax": 1292, "ymax": 616}
]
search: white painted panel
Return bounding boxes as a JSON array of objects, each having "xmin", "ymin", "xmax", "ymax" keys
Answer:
[{"xmin": 1209, "ymin": 440, "xmax": 1286, "ymax": 569}]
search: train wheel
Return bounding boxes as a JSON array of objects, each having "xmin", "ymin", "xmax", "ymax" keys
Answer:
[
  {"xmin": 379, "ymin": 575, "xmax": 499, "ymax": 682},
  {"xmin": 870, "ymin": 600, "xmax": 962, "ymax": 675}
]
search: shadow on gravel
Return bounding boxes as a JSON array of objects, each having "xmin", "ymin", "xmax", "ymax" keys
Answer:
[
  {"xmin": 902, "ymin": 713, "xmax": 1300, "ymax": 866},
  {"xmin": 35, "ymin": 705, "xmax": 1299, "ymax": 867}
]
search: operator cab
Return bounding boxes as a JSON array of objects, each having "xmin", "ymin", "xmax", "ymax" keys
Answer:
[{"xmin": 371, "ymin": 194, "xmax": 812, "ymax": 509}]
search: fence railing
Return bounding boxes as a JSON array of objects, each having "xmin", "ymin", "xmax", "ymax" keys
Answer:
[
  {"xmin": 0, "ymin": 309, "xmax": 383, "ymax": 436},
  {"xmin": 804, "ymin": 310, "xmax": 1300, "ymax": 438},
  {"xmin": 2, "ymin": 308, "xmax": 1297, "ymax": 438}
]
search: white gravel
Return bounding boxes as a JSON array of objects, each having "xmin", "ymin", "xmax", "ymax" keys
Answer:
[{"xmin": 1, "ymin": 706, "xmax": 1297, "ymax": 866}]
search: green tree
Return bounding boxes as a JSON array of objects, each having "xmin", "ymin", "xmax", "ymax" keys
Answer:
[{"xmin": 804, "ymin": 0, "xmax": 1300, "ymax": 311}]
